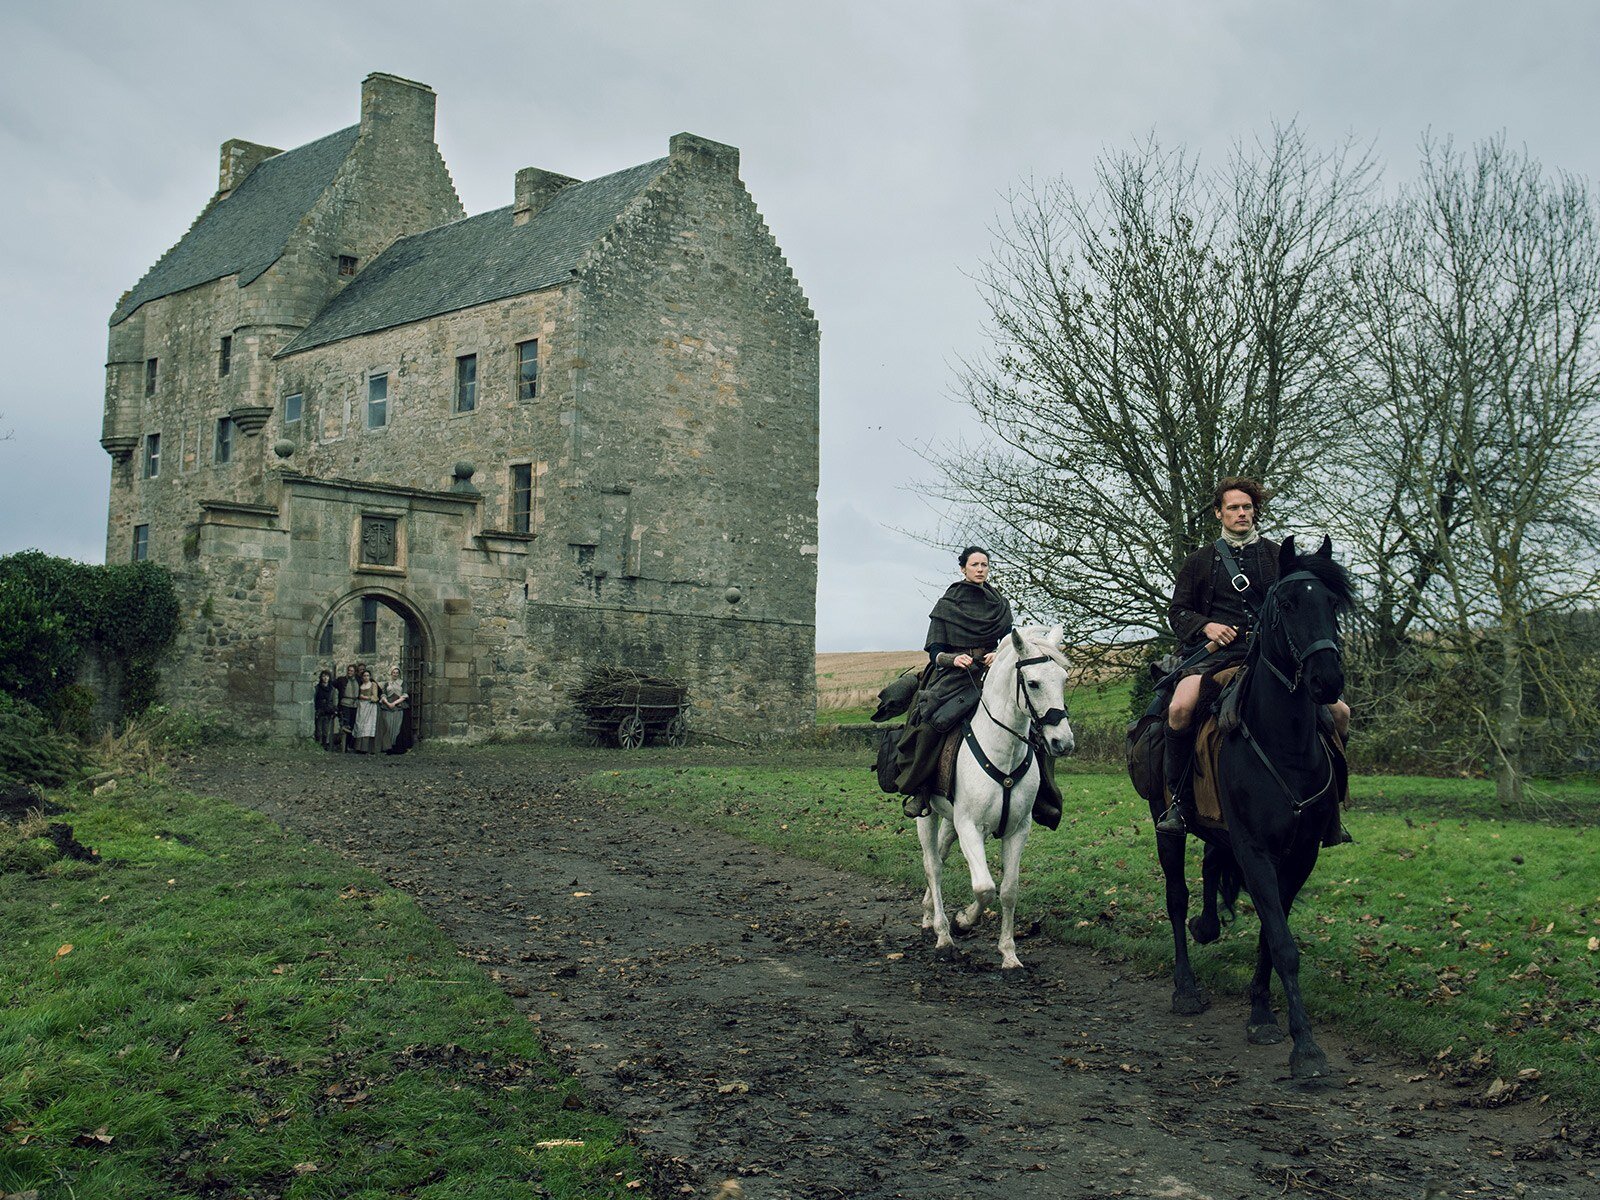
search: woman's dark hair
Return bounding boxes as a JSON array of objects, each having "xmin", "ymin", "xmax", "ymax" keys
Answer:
[
  {"xmin": 318, "ymin": 670, "xmax": 331, "ymax": 682},
  {"xmin": 958, "ymin": 545, "xmax": 990, "ymax": 567}
]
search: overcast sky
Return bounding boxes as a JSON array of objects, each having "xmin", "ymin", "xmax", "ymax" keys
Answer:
[{"xmin": 3, "ymin": 1, "xmax": 1597, "ymax": 651}]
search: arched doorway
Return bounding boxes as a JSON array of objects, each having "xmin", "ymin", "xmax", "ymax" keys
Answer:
[{"xmin": 314, "ymin": 589, "xmax": 431, "ymax": 746}]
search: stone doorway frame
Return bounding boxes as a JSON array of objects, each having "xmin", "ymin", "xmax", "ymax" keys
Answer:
[{"xmin": 313, "ymin": 587, "xmax": 434, "ymax": 745}]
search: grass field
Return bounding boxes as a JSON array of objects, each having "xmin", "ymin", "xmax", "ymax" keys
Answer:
[
  {"xmin": 816, "ymin": 652, "xmax": 1138, "ymax": 730},
  {"xmin": 0, "ymin": 779, "xmax": 649, "ymax": 1200},
  {"xmin": 584, "ymin": 759, "xmax": 1600, "ymax": 1113}
]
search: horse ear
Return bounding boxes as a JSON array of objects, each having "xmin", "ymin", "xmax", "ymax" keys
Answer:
[
  {"xmin": 1277, "ymin": 534, "xmax": 1297, "ymax": 574},
  {"xmin": 1046, "ymin": 623, "xmax": 1064, "ymax": 648},
  {"xmin": 1316, "ymin": 535, "xmax": 1333, "ymax": 559},
  {"xmin": 1011, "ymin": 628, "xmax": 1026, "ymax": 655}
]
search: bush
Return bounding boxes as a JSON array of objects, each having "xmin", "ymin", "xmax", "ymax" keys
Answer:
[
  {"xmin": 0, "ymin": 575, "xmax": 77, "ymax": 706},
  {"xmin": 0, "ymin": 696, "xmax": 79, "ymax": 788},
  {"xmin": 46, "ymin": 684, "xmax": 97, "ymax": 742},
  {"xmin": 0, "ymin": 552, "xmax": 180, "ymax": 722}
]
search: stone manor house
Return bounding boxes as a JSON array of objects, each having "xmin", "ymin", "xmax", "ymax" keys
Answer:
[{"xmin": 101, "ymin": 73, "xmax": 819, "ymax": 741}]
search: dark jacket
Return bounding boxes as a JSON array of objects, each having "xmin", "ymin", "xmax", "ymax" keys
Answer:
[
  {"xmin": 314, "ymin": 681, "xmax": 339, "ymax": 715},
  {"xmin": 1168, "ymin": 537, "xmax": 1279, "ymax": 648}
]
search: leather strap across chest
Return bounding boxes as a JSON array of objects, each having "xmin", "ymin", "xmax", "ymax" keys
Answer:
[{"xmin": 962, "ymin": 724, "xmax": 1034, "ymax": 839}]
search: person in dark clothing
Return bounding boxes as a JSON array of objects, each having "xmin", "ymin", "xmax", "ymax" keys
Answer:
[
  {"xmin": 1157, "ymin": 478, "xmax": 1349, "ymax": 834},
  {"xmin": 313, "ymin": 669, "xmax": 339, "ymax": 749},
  {"xmin": 893, "ymin": 546, "xmax": 1014, "ymax": 818}
]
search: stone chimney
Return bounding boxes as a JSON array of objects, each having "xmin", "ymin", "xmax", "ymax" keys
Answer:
[
  {"xmin": 669, "ymin": 132, "xmax": 739, "ymax": 177},
  {"xmin": 514, "ymin": 167, "xmax": 579, "ymax": 225},
  {"xmin": 359, "ymin": 72, "xmax": 438, "ymax": 143},
  {"xmin": 218, "ymin": 139, "xmax": 282, "ymax": 197}
]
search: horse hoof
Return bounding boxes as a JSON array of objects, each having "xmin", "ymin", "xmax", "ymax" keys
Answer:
[
  {"xmin": 934, "ymin": 943, "xmax": 962, "ymax": 963},
  {"xmin": 1188, "ymin": 915, "xmax": 1221, "ymax": 945},
  {"xmin": 1001, "ymin": 961, "xmax": 1027, "ymax": 976},
  {"xmin": 1171, "ymin": 990, "xmax": 1210, "ymax": 1016},
  {"xmin": 950, "ymin": 918, "xmax": 978, "ymax": 940},
  {"xmin": 1247, "ymin": 1022, "xmax": 1285, "ymax": 1046},
  {"xmin": 1291, "ymin": 1048, "xmax": 1332, "ymax": 1082}
]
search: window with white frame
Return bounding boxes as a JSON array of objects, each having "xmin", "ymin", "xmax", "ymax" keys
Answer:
[{"xmin": 367, "ymin": 373, "xmax": 388, "ymax": 429}]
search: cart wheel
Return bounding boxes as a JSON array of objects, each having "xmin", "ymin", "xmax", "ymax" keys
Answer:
[
  {"xmin": 617, "ymin": 714, "xmax": 646, "ymax": 750},
  {"xmin": 665, "ymin": 714, "xmax": 688, "ymax": 747}
]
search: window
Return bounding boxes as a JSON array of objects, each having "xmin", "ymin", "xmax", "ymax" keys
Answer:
[
  {"xmin": 517, "ymin": 339, "xmax": 539, "ymax": 400},
  {"xmin": 144, "ymin": 433, "xmax": 160, "ymax": 478},
  {"xmin": 359, "ymin": 597, "xmax": 378, "ymax": 654},
  {"xmin": 338, "ymin": 255, "xmax": 359, "ymax": 277},
  {"xmin": 218, "ymin": 335, "xmax": 232, "ymax": 377},
  {"xmin": 145, "ymin": 358, "xmax": 158, "ymax": 396},
  {"xmin": 510, "ymin": 464, "xmax": 533, "ymax": 533},
  {"xmin": 214, "ymin": 417, "xmax": 234, "ymax": 464},
  {"xmin": 318, "ymin": 619, "xmax": 334, "ymax": 655},
  {"xmin": 132, "ymin": 524, "xmax": 149, "ymax": 562},
  {"xmin": 367, "ymin": 373, "xmax": 388, "ymax": 429},
  {"xmin": 283, "ymin": 393, "xmax": 303, "ymax": 425},
  {"xmin": 455, "ymin": 354, "xmax": 477, "ymax": 413}
]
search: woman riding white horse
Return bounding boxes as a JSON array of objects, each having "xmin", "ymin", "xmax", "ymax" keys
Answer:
[{"xmin": 917, "ymin": 623, "xmax": 1074, "ymax": 970}]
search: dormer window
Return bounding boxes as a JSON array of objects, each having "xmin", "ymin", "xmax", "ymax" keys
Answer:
[{"xmin": 338, "ymin": 255, "xmax": 358, "ymax": 277}]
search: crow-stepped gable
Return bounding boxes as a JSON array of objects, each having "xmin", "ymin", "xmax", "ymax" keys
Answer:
[{"xmin": 103, "ymin": 72, "xmax": 819, "ymax": 741}]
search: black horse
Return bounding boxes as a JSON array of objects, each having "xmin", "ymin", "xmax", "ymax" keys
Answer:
[{"xmin": 1144, "ymin": 535, "xmax": 1353, "ymax": 1082}]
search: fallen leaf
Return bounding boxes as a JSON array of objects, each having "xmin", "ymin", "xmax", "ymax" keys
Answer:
[
  {"xmin": 535, "ymin": 1139, "xmax": 585, "ymax": 1149},
  {"xmin": 73, "ymin": 1126, "xmax": 114, "ymax": 1148},
  {"xmin": 55, "ymin": 944, "xmax": 73, "ymax": 960},
  {"xmin": 885, "ymin": 952, "xmax": 904, "ymax": 961},
  {"xmin": 293, "ymin": 1162, "xmax": 318, "ymax": 1175},
  {"xmin": 571, "ymin": 891, "xmax": 592, "ymax": 898},
  {"xmin": 717, "ymin": 1081, "xmax": 750, "ymax": 1094}
]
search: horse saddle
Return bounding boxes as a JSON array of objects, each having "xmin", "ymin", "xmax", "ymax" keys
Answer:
[{"xmin": 1192, "ymin": 700, "xmax": 1352, "ymax": 832}]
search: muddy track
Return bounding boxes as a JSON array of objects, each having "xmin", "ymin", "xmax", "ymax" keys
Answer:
[{"xmin": 181, "ymin": 746, "xmax": 1598, "ymax": 1200}]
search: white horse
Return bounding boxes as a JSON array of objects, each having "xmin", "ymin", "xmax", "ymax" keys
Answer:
[{"xmin": 917, "ymin": 624, "xmax": 1074, "ymax": 970}]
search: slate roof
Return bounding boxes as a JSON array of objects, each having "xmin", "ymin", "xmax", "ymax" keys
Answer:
[
  {"xmin": 278, "ymin": 157, "xmax": 670, "ymax": 356},
  {"xmin": 112, "ymin": 126, "xmax": 359, "ymax": 325}
]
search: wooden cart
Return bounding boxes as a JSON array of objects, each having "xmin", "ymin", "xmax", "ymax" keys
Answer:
[{"xmin": 577, "ymin": 669, "xmax": 689, "ymax": 749}]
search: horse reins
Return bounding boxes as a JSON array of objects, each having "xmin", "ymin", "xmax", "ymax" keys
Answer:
[
  {"xmin": 1236, "ymin": 571, "xmax": 1342, "ymax": 817},
  {"xmin": 964, "ymin": 652, "xmax": 1069, "ymax": 837}
]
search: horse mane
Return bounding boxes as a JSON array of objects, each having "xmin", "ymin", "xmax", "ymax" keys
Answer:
[
  {"xmin": 1282, "ymin": 549, "xmax": 1356, "ymax": 610},
  {"xmin": 1010, "ymin": 624, "xmax": 1069, "ymax": 669}
]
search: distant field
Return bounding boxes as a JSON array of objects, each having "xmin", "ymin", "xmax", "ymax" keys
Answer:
[
  {"xmin": 816, "ymin": 650, "xmax": 1137, "ymax": 730},
  {"xmin": 815, "ymin": 650, "xmax": 926, "ymax": 718}
]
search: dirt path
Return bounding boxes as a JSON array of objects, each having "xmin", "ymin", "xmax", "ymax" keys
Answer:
[{"xmin": 180, "ymin": 745, "xmax": 1598, "ymax": 1200}]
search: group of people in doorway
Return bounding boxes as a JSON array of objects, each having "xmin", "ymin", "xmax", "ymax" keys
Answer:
[
  {"xmin": 891, "ymin": 476, "xmax": 1350, "ymax": 839},
  {"xmin": 313, "ymin": 663, "xmax": 410, "ymax": 755}
]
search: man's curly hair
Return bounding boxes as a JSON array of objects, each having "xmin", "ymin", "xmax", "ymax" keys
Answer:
[{"xmin": 1211, "ymin": 477, "xmax": 1271, "ymax": 513}]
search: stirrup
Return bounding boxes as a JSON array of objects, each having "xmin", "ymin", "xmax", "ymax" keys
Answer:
[{"xmin": 1155, "ymin": 804, "xmax": 1187, "ymax": 835}]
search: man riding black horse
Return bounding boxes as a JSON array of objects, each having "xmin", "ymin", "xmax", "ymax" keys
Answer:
[{"xmin": 1156, "ymin": 478, "xmax": 1351, "ymax": 837}]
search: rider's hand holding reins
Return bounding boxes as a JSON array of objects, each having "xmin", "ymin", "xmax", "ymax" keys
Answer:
[{"xmin": 1203, "ymin": 622, "xmax": 1238, "ymax": 647}]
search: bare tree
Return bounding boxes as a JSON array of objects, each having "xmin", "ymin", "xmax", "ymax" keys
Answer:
[
  {"xmin": 1336, "ymin": 136, "xmax": 1600, "ymax": 803},
  {"xmin": 930, "ymin": 126, "xmax": 1375, "ymax": 658}
]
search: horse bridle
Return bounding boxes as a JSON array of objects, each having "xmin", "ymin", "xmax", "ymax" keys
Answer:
[
  {"xmin": 1237, "ymin": 570, "xmax": 1343, "ymax": 815},
  {"xmin": 1255, "ymin": 571, "xmax": 1343, "ymax": 694},
  {"xmin": 975, "ymin": 652, "xmax": 1070, "ymax": 744},
  {"xmin": 963, "ymin": 649, "xmax": 1070, "ymax": 838}
]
